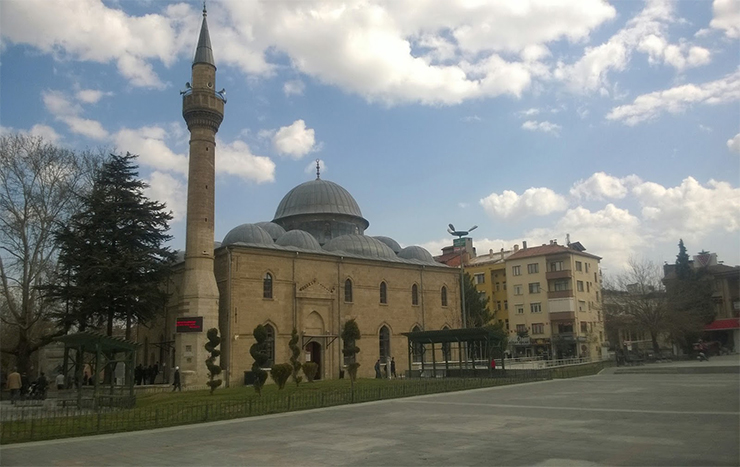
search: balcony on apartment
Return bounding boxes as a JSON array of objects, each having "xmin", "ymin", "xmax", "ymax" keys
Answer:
[
  {"xmin": 548, "ymin": 289, "xmax": 574, "ymax": 299},
  {"xmin": 546, "ymin": 269, "xmax": 573, "ymax": 281},
  {"xmin": 549, "ymin": 311, "xmax": 575, "ymax": 321}
]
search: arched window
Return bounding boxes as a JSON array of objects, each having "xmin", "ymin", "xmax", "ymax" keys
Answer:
[
  {"xmin": 441, "ymin": 286, "xmax": 448, "ymax": 307},
  {"xmin": 411, "ymin": 284, "xmax": 419, "ymax": 306},
  {"xmin": 379, "ymin": 281, "xmax": 387, "ymax": 304},
  {"xmin": 442, "ymin": 326, "xmax": 451, "ymax": 361},
  {"xmin": 264, "ymin": 324, "xmax": 275, "ymax": 367},
  {"xmin": 344, "ymin": 278, "xmax": 353, "ymax": 303},
  {"xmin": 379, "ymin": 326, "xmax": 390, "ymax": 362},
  {"xmin": 263, "ymin": 272, "xmax": 273, "ymax": 299},
  {"xmin": 411, "ymin": 325, "xmax": 423, "ymax": 362}
]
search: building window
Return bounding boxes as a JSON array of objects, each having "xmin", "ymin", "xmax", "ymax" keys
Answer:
[
  {"xmin": 441, "ymin": 286, "xmax": 448, "ymax": 307},
  {"xmin": 497, "ymin": 301, "xmax": 502, "ymax": 311},
  {"xmin": 552, "ymin": 280, "xmax": 569, "ymax": 291},
  {"xmin": 380, "ymin": 281, "xmax": 387, "ymax": 304},
  {"xmin": 530, "ymin": 302, "xmax": 542, "ymax": 313},
  {"xmin": 528, "ymin": 282, "xmax": 541, "ymax": 294},
  {"xmin": 516, "ymin": 305, "xmax": 524, "ymax": 314},
  {"xmin": 474, "ymin": 273, "xmax": 485, "ymax": 284},
  {"xmin": 512, "ymin": 265, "xmax": 521, "ymax": 276},
  {"xmin": 578, "ymin": 300, "xmax": 586, "ymax": 312},
  {"xmin": 264, "ymin": 324, "xmax": 275, "ymax": 367},
  {"xmin": 577, "ymin": 281, "xmax": 584, "ymax": 292},
  {"xmin": 594, "ymin": 272, "xmax": 598, "ymax": 283},
  {"xmin": 504, "ymin": 300, "xmax": 508, "ymax": 310},
  {"xmin": 505, "ymin": 319, "xmax": 509, "ymax": 331},
  {"xmin": 379, "ymin": 326, "xmax": 390, "ymax": 362},
  {"xmin": 527, "ymin": 263, "xmax": 539, "ymax": 274},
  {"xmin": 558, "ymin": 323, "xmax": 574, "ymax": 334},
  {"xmin": 549, "ymin": 261, "xmax": 563, "ymax": 272},
  {"xmin": 411, "ymin": 325, "xmax": 422, "ymax": 362},
  {"xmin": 575, "ymin": 261, "xmax": 582, "ymax": 272},
  {"xmin": 516, "ymin": 324, "xmax": 527, "ymax": 334},
  {"xmin": 503, "ymin": 282, "xmax": 507, "ymax": 290},
  {"xmin": 263, "ymin": 273, "xmax": 273, "ymax": 299},
  {"xmin": 495, "ymin": 282, "xmax": 500, "ymax": 291},
  {"xmin": 411, "ymin": 284, "xmax": 419, "ymax": 306},
  {"xmin": 596, "ymin": 291, "xmax": 600, "ymax": 302},
  {"xmin": 513, "ymin": 284, "xmax": 523, "ymax": 295},
  {"xmin": 585, "ymin": 263, "xmax": 590, "ymax": 273},
  {"xmin": 344, "ymin": 279, "xmax": 353, "ymax": 303},
  {"xmin": 581, "ymin": 322, "xmax": 588, "ymax": 333},
  {"xmin": 532, "ymin": 323, "xmax": 544, "ymax": 335}
]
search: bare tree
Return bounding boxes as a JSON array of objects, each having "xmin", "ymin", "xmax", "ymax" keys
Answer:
[
  {"xmin": 603, "ymin": 258, "xmax": 668, "ymax": 353},
  {"xmin": 0, "ymin": 134, "xmax": 96, "ymax": 374}
]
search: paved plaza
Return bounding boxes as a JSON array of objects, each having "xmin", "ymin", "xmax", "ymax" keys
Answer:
[{"xmin": 1, "ymin": 359, "xmax": 738, "ymax": 466}]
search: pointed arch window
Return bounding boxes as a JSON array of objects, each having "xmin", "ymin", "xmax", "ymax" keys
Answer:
[
  {"xmin": 344, "ymin": 278, "xmax": 353, "ymax": 303},
  {"xmin": 411, "ymin": 325, "xmax": 423, "ymax": 363},
  {"xmin": 379, "ymin": 281, "xmax": 387, "ymax": 304},
  {"xmin": 264, "ymin": 324, "xmax": 275, "ymax": 367},
  {"xmin": 379, "ymin": 326, "xmax": 390, "ymax": 362},
  {"xmin": 263, "ymin": 272, "xmax": 273, "ymax": 299},
  {"xmin": 441, "ymin": 286, "xmax": 448, "ymax": 307},
  {"xmin": 411, "ymin": 284, "xmax": 419, "ymax": 306}
]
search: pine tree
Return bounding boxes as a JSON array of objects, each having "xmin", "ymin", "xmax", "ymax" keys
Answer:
[
  {"xmin": 53, "ymin": 153, "xmax": 174, "ymax": 339},
  {"xmin": 463, "ymin": 272, "xmax": 491, "ymax": 327},
  {"xmin": 250, "ymin": 325, "xmax": 269, "ymax": 395},
  {"xmin": 204, "ymin": 328, "xmax": 222, "ymax": 395},
  {"xmin": 289, "ymin": 328, "xmax": 302, "ymax": 386},
  {"xmin": 675, "ymin": 239, "xmax": 692, "ymax": 280}
]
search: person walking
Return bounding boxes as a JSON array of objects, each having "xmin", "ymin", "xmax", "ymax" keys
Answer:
[
  {"xmin": 7, "ymin": 369, "xmax": 21, "ymax": 404},
  {"xmin": 172, "ymin": 367, "xmax": 181, "ymax": 392},
  {"xmin": 55, "ymin": 372, "xmax": 65, "ymax": 390},
  {"xmin": 390, "ymin": 357, "xmax": 397, "ymax": 378},
  {"xmin": 374, "ymin": 359, "xmax": 381, "ymax": 379}
]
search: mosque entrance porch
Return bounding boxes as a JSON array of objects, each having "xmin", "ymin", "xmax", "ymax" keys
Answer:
[{"xmin": 305, "ymin": 342, "xmax": 322, "ymax": 380}]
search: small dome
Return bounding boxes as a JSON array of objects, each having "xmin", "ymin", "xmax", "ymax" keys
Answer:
[
  {"xmin": 276, "ymin": 230, "xmax": 322, "ymax": 251},
  {"xmin": 255, "ymin": 222, "xmax": 286, "ymax": 241},
  {"xmin": 398, "ymin": 245, "xmax": 435, "ymax": 263},
  {"xmin": 324, "ymin": 234, "xmax": 397, "ymax": 260},
  {"xmin": 222, "ymin": 224, "xmax": 274, "ymax": 246},
  {"xmin": 373, "ymin": 236, "xmax": 401, "ymax": 254}
]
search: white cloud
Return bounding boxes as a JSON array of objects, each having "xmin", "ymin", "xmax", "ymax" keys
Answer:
[
  {"xmin": 631, "ymin": 177, "xmax": 740, "ymax": 237},
  {"xmin": 710, "ymin": 0, "xmax": 740, "ymax": 38},
  {"xmin": 113, "ymin": 126, "xmax": 188, "ymax": 175},
  {"xmin": 521, "ymin": 120, "xmax": 561, "ymax": 135},
  {"xmin": 570, "ymin": 172, "xmax": 642, "ymax": 200},
  {"xmin": 283, "ymin": 80, "xmax": 305, "ymax": 96},
  {"xmin": 272, "ymin": 119, "xmax": 316, "ymax": 159},
  {"xmin": 145, "ymin": 171, "xmax": 186, "ymax": 222},
  {"xmin": 480, "ymin": 187, "xmax": 568, "ymax": 220},
  {"xmin": 518, "ymin": 108, "xmax": 540, "ymax": 117},
  {"xmin": 65, "ymin": 117, "xmax": 109, "ymax": 140},
  {"xmin": 606, "ymin": 70, "xmax": 740, "ymax": 125},
  {"xmin": 217, "ymin": 139, "xmax": 275, "ymax": 183},
  {"xmin": 75, "ymin": 89, "xmax": 110, "ymax": 104},
  {"xmin": 0, "ymin": 124, "xmax": 62, "ymax": 144},
  {"xmin": 727, "ymin": 133, "xmax": 740, "ymax": 154},
  {"xmin": 638, "ymin": 34, "xmax": 711, "ymax": 71},
  {"xmin": 42, "ymin": 89, "xmax": 109, "ymax": 140}
]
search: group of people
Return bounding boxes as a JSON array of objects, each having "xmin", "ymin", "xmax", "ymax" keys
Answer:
[
  {"xmin": 374, "ymin": 357, "xmax": 397, "ymax": 379},
  {"xmin": 134, "ymin": 362, "xmax": 160, "ymax": 385},
  {"xmin": 5, "ymin": 369, "xmax": 49, "ymax": 403}
]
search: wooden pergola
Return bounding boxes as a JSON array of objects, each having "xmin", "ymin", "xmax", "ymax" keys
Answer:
[
  {"xmin": 55, "ymin": 332, "xmax": 139, "ymax": 408},
  {"xmin": 401, "ymin": 328, "xmax": 504, "ymax": 378}
]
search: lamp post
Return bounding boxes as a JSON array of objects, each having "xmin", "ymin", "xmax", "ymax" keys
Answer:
[{"xmin": 447, "ymin": 224, "xmax": 477, "ymax": 329}]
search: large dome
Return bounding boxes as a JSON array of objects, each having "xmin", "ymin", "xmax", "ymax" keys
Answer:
[
  {"xmin": 274, "ymin": 179, "xmax": 366, "ymax": 221},
  {"xmin": 324, "ymin": 234, "xmax": 398, "ymax": 260},
  {"xmin": 222, "ymin": 223, "xmax": 274, "ymax": 246}
]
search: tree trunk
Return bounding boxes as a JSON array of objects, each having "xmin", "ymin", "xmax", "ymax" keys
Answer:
[{"xmin": 650, "ymin": 330, "xmax": 660, "ymax": 353}]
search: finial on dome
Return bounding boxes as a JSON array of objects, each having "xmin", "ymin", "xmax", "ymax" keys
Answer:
[
  {"xmin": 316, "ymin": 159, "xmax": 321, "ymax": 180},
  {"xmin": 203, "ymin": 1, "xmax": 207, "ymax": 17}
]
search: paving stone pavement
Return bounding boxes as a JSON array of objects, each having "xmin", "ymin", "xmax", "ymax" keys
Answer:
[{"xmin": 1, "ymin": 365, "xmax": 738, "ymax": 466}]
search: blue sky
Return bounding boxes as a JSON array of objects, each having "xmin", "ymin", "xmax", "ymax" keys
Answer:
[{"xmin": 1, "ymin": 0, "xmax": 738, "ymax": 277}]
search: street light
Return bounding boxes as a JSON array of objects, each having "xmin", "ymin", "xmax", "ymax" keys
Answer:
[{"xmin": 447, "ymin": 224, "xmax": 477, "ymax": 329}]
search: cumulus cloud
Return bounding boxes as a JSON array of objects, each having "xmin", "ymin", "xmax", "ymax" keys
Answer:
[
  {"xmin": 480, "ymin": 187, "xmax": 568, "ymax": 220},
  {"xmin": 727, "ymin": 133, "xmax": 740, "ymax": 154},
  {"xmin": 710, "ymin": 0, "xmax": 740, "ymax": 38},
  {"xmin": 145, "ymin": 171, "xmax": 186, "ymax": 222},
  {"xmin": 75, "ymin": 89, "xmax": 110, "ymax": 104},
  {"xmin": 521, "ymin": 120, "xmax": 561, "ymax": 135},
  {"xmin": 113, "ymin": 126, "xmax": 188, "ymax": 175},
  {"xmin": 0, "ymin": 124, "xmax": 62, "ymax": 144},
  {"xmin": 570, "ymin": 173, "xmax": 642, "ymax": 200},
  {"xmin": 606, "ymin": 70, "xmax": 740, "ymax": 125},
  {"xmin": 42, "ymin": 89, "xmax": 109, "ymax": 140},
  {"xmin": 638, "ymin": 34, "xmax": 711, "ymax": 70},
  {"xmin": 217, "ymin": 139, "xmax": 275, "ymax": 183},
  {"xmin": 272, "ymin": 119, "xmax": 317, "ymax": 159},
  {"xmin": 283, "ymin": 80, "xmax": 305, "ymax": 96}
]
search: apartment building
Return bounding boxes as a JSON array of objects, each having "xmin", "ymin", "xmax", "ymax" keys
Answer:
[
  {"xmin": 506, "ymin": 240, "xmax": 604, "ymax": 358},
  {"xmin": 465, "ymin": 249, "xmax": 513, "ymax": 333}
]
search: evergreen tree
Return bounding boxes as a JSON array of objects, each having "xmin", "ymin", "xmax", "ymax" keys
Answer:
[
  {"xmin": 341, "ymin": 319, "xmax": 361, "ymax": 383},
  {"xmin": 204, "ymin": 328, "xmax": 222, "ymax": 395},
  {"xmin": 250, "ymin": 324, "xmax": 269, "ymax": 395},
  {"xmin": 288, "ymin": 328, "xmax": 302, "ymax": 386},
  {"xmin": 52, "ymin": 153, "xmax": 173, "ymax": 339},
  {"xmin": 462, "ymin": 272, "xmax": 491, "ymax": 327},
  {"xmin": 675, "ymin": 239, "xmax": 692, "ymax": 280}
]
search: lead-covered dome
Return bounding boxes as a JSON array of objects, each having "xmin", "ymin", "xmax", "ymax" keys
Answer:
[
  {"xmin": 222, "ymin": 223, "xmax": 274, "ymax": 246},
  {"xmin": 373, "ymin": 236, "xmax": 402, "ymax": 254},
  {"xmin": 398, "ymin": 245, "xmax": 435, "ymax": 263},
  {"xmin": 255, "ymin": 222, "xmax": 286, "ymax": 241},
  {"xmin": 276, "ymin": 229, "xmax": 322, "ymax": 251},
  {"xmin": 324, "ymin": 234, "xmax": 397, "ymax": 260}
]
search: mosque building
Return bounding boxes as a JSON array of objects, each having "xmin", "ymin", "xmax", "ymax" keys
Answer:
[{"xmin": 137, "ymin": 7, "xmax": 461, "ymax": 387}]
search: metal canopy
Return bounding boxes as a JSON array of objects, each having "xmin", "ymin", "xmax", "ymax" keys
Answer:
[
  {"xmin": 55, "ymin": 331, "xmax": 140, "ymax": 352},
  {"xmin": 401, "ymin": 327, "xmax": 499, "ymax": 344}
]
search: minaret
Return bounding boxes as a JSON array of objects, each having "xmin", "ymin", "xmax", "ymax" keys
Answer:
[{"xmin": 177, "ymin": 4, "xmax": 224, "ymax": 387}]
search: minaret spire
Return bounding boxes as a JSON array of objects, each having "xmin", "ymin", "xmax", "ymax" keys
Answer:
[{"xmin": 193, "ymin": 2, "xmax": 215, "ymax": 67}]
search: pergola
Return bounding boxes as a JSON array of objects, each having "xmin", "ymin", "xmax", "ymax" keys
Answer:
[
  {"xmin": 55, "ymin": 332, "xmax": 139, "ymax": 408},
  {"xmin": 401, "ymin": 328, "xmax": 504, "ymax": 378}
]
